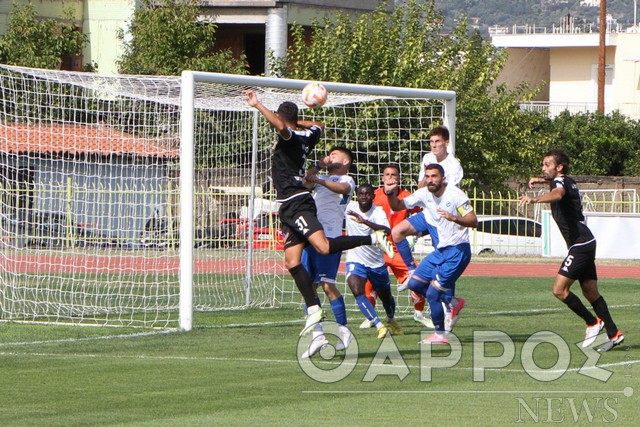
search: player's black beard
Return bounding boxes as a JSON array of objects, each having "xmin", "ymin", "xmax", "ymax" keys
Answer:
[{"xmin": 427, "ymin": 183, "xmax": 442, "ymax": 193}]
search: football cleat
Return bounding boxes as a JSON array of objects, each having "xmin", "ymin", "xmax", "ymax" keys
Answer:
[
  {"xmin": 445, "ymin": 297, "xmax": 465, "ymax": 332},
  {"xmin": 414, "ymin": 313, "xmax": 435, "ymax": 329},
  {"xmin": 372, "ymin": 230, "xmax": 395, "ymax": 259},
  {"xmin": 419, "ymin": 333, "xmax": 449, "ymax": 345},
  {"xmin": 582, "ymin": 318, "xmax": 604, "ymax": 348},
  {"xmin": 300, "ymin": 308, "xmax": 326, "ymax": 337},
  {"xmin": 301, "ymin": 335, "xmax": 329, "ymax": 359},
  {"xmin": 377, "ymin": 326, "xmax": 389, "ymax": 339},
  {"xmin": 359, "ymin": 318, "xmax": 373, "ymax": 329},
  {"xmin": 397, "ymin": 269, "xmax": 415, "ymax": 292},
  {"xmin": 450, "ymin": 297, "xmax": 465, "ymax": 326},
  {"xmin": 386, "ymin": 318, "xmax": 404, "ymax": 335},
  {"xmin": 596, "ymin": 331, "xmax": 624, "ymax": 353},
  {"xmin": 336, "ymin": 329, "xmax": 354, "ymax": 351}
]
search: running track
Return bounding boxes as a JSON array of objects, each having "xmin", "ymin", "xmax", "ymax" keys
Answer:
[{"xmin": 1, "ymin": 255, "xmax": 639, "ymax": 279}]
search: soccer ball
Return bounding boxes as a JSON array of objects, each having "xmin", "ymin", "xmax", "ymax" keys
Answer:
[{"xmin": 301, "ymin": 83, "xmax": 328, "ymax": 108}]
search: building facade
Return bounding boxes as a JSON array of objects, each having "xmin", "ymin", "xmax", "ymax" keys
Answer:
[
  {"xmin": 491, "ymin": 24, "xmax": 640, "ymax": 120},
  {"xmin": 0, "ymin": 0, "xmax": 390, "ymax": 75}
]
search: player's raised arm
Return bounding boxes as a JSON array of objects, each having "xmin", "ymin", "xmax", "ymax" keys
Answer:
[
  {"xmin": 243, "ymin": 89, "xmax": 290, "ymax": 139},
  {"xmin": 297, "ymin": 119, "xmax": 325, "ymax": 131},
  {"xmin": 347, "ymin": 210, "xmax": 391, "ymax": 235},
  {"xmin": 383, "ymin": 182, "xmax": 406, "ymax": 211},
  {"xmin": 527, "ymin": 176, "xmax": 547, "ymax": 189}
]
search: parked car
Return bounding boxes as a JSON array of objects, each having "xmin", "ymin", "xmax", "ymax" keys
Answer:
[
  {"xmin": 195, "ymin": 212, "xmax": 283, "ymax": 250},
  {"xmin": 472, "ymin": 216, "xmax": 542, "ymax": 256},
  {"xmin": 247, "ymin": 212, "xmax": 284, "ymax": 250},
  {"xmin": 413, "ymin": 215, "xmax": 542, "ymax": 256},
  {"xmin": 28, "ymin": 212, "xmax": 79, "ymax": 248},
  {"xmin": 0, "ymin": 212, "xmax": 26, "ymax": 246}
]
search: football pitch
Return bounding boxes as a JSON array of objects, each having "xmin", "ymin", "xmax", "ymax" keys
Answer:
[{"xmin": 1, "ymin": 276, "xmax": 638, "ymax": 426}]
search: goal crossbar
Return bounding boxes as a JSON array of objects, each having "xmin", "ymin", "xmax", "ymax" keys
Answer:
[{"xmin": 179, "ymin": 71, "xmax": 456, "ymax": 331}]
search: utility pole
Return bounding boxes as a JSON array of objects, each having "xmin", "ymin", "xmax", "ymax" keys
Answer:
[{"xmin": 597, "ymin": 0, "xmax": 606, "ymax": 113}]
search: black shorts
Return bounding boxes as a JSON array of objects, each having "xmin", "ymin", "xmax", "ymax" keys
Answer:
[
  {"xmin": 279, "ymin": 194, "xmax": 324, "ymax": 249},
  {"xmin": 558, "ymin": 240, "xmax": 598, "ymax": 282}
]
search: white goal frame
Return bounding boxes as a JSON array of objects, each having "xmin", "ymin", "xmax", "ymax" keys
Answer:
[{"xmin": 179, "ymin": 71, "xmax": 457, "ymax": 331}]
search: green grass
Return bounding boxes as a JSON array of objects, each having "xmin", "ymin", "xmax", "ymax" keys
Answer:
[{"xmin": 1, "ymin": 277, "xmax": 639, "ymax": 426}]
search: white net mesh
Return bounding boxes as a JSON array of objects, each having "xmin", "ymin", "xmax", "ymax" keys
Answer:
[{"xmin": 0, "ymin": 65, "xmax": 449, "ymax": 328}]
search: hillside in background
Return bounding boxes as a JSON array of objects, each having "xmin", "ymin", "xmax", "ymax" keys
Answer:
[{"xmin": 432, "ymin": 0, "xmax": 636, "ymax": 35}]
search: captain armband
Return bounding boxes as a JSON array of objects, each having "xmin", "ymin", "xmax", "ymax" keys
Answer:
[{"xmin": 457, "ymin": 201, "xmax": 474, "ymax": 216}]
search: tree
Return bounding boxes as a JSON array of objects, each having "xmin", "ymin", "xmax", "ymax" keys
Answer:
[
  {"xmin": 274, "ymin": 0, "xmax": 548, "ymax": 190},
  {"xmin": 117, "ymin": 0, "xmax": 247, "ymax": 76},
  {"xmin": 539, "ymin": 111, "xmax": 640, "ymax": 176},
  {"xmin": 0, "ymin": 2, "xmax": 88, "ymax": 70}
]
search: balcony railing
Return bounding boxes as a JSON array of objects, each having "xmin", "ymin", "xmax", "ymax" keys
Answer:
[{"xmin": 519, "ymin": 101, "xmax": 640, "ymax": 121}]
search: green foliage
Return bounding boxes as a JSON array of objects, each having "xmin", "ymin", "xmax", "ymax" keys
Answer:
[
  {"xmin": 275, "ymin": 0, "xmax": 548, "ymax": 190},
  {"xmin": 116, "ymin": 0, "xmax": 247, "ymax": 76},
  {"xmin": 0, "ymin": 2, "xmax": 88, "ymax": 69},
  {"xmin": 535, "ymin": 111, "xmax": 640, "ymax": 177}
]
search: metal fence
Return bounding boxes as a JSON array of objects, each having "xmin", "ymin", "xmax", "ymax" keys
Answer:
[
  {"xmin": 520, "ymin": 101, "xmax": 640, "ymax": 121},
  {"xmin": 2, "ymin": 182, "xmax": 636, "ymax": 255}
]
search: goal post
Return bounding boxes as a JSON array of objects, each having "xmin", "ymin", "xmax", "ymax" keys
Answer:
[
  {"xmin": 179, "ymin": 71, "xmax": 456, "ymax": 331},
  {"xmin": 0, "ymin": 63, "xmax": 454, "ymax": 330}
]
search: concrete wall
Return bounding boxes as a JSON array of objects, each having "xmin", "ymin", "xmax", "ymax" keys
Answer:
[
  {"xmin": 82, "ymin": 0, "xmax": 136, "ymax": 74},
  {"xmin": 548, "ymin": 46, "xmax": 616, "ymax": 106},
  {"xmin": 495, "ymin": 48, "xmax": 550, "ymax": 101},
  {"xmin": 613, "ymin": 33, "xmax": 640, "ymax": 117}
]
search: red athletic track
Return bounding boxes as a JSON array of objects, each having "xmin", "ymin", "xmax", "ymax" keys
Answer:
[{"xmin": 1, "ymin": 254, "xmax": 639, "ymax": 279}]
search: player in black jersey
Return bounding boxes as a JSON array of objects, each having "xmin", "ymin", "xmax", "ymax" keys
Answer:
[
  {"xmin": 244, "ymin": 89, "xmax": 394, "ymax": 337},
  {"xmin": 520, "ymin": 149, "xmax": 624, "ymax": 352}
]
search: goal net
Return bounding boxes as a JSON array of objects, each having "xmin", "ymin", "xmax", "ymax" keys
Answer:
[{"xmin": 0, "ymin": 64, "xmax": 455, "ymax": 329}]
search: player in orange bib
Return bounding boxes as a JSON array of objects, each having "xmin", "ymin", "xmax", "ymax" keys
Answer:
[{"xmin": 359, "ymin": 164, "xmax": 431, "ymax": 328}]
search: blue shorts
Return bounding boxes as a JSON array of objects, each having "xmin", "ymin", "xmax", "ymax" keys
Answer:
[
  {"xmin": 345, "ymin": 262, "xmax": 391, "ymax": 292},
  {"xmin": 407, "ymin": 212, "xmax": 440, "ymax": 247},
  {"xmin": 413, "ymin": 243, "xmax": 471, "ymax": 293},
  {"xmin": 302, "ymin": 245, "xmax": 342, "ymax": 285}
]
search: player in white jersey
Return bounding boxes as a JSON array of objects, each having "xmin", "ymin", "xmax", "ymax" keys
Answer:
[
  {"xmin": 385, "ymin": 164, "xmax": 477, "ymax": 345},
  {"xmin": 417, "ymin": 126, "xmax": 463, "ymax": 188},
  {"xmin": 345, "ymin": 184, "xmax": 403, "ymax": 339},
  {"xmin": 300, "ymin": 147, "xmax": 355, "ymax": 357}
]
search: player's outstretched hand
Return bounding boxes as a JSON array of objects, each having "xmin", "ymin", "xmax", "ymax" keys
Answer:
[
  {"xmin": 383, "ymin": 182, "xmax": 398, "ymax": 196},
  {"xmin": 528, "ymin": 176, "xmax": 545, "ymax": 189},
  {"xmin": 518, "ymin": 195, "xmax": 534, "ymax": 207},
  {"xmin": 243, "ymin": 89, "xmax": 258, "ymax": 107},
  {"xmin": 347, "ymin": 211, "xmax": 364, "ymax": 223}
]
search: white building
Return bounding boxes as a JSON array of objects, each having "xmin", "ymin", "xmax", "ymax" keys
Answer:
[{"xmin": 491, "ymin": 24, "xmax": 640, "ymax": 120}]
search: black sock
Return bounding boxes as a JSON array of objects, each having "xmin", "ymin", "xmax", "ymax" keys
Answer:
[
  {"xmin": 328, "ymin": 235, "xmax": 372, "ymax": 253},
  {"xmin": 562, "ymin": 292, "xmax": 597, "ymax": 325},
  {"xmin": 591, "ymin": 296, "xmax": 619, "ymax": 338},
  {"xmin": 377, "ymin": 288, "xmax": 396, "ymax": 319},
  {"xmin": 288, "ymin": 264, "xmax": 317, "ymax": 307}
]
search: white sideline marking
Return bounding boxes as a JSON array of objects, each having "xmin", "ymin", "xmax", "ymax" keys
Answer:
[
  {"xmin": 0, "ymin": 350, "xmax": 638, "ymax": 377},
  {"xmin": 205, "ymin": 303, "xmax": 640, "ymax": 329},
  {"xmin": 0, "ymin": 329, "xmax": 177, "ymax": 348}
]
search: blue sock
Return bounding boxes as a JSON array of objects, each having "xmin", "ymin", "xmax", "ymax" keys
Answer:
[
  {"xmin": 355, "ymin": 295, "xmax": 380, "ymax": 326},
  {"xmin": 395, "ymin": 239, "xmax": 416, "ymax": 270},
  {"xmin": 330, "ymin": 296, "xmax": 347, "ymax": 326},
  {"xmin": 426, "ymin": 286, "xmax": 445, "ymax": 332}
]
